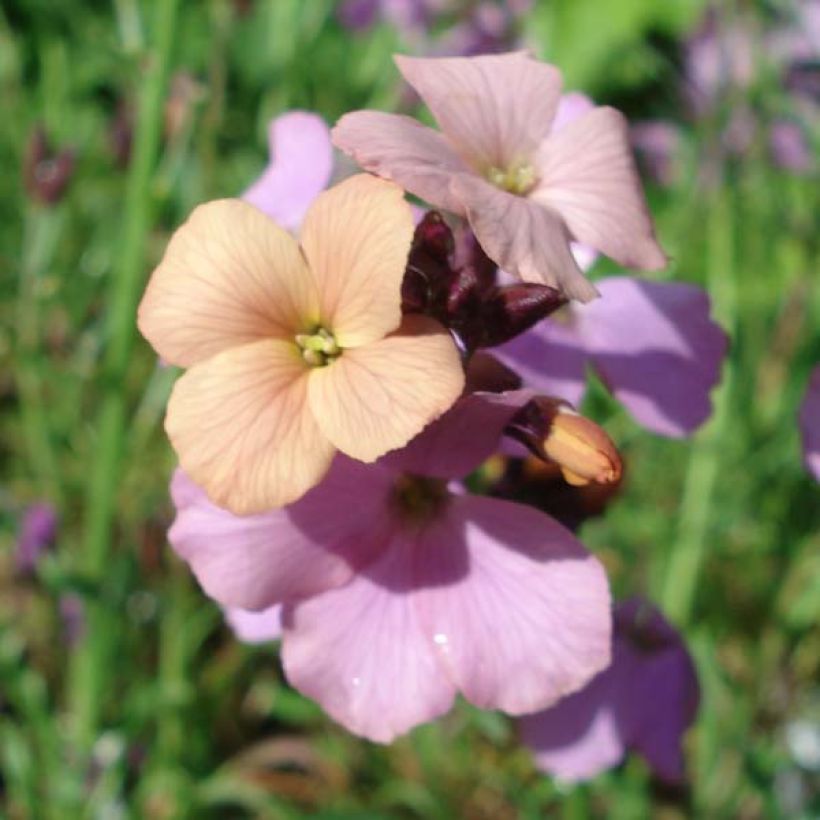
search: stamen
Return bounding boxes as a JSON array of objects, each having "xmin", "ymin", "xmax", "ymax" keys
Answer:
[
  {"xmin": 390, "ymin": 474, "xmax": 449, "ymax": 525},
  {"xmin": 486, "ymin": 161, "xmax": 538, "ymax": 195},
  {"xmin": 295, "ymin": 327, "xmax": 341, "ymax": 367}
]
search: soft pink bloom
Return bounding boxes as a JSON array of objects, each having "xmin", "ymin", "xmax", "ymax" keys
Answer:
[
  {"xmin": 520, "ymin": 598, "xmax": 699, "ymax": 784},
  {"xmin": 225, "ymin": 605, "xmax": 282, "ymax": 644},
  {"xmin": 333, "ymin": 53, "xmax": 666, "ymax": 302},
  {"xmin": 170, "ymin": 392, "xmax": 612, "ymax": 743},
  {"xmin": 242, "ymin": 111, "xmax": 333, "ymax": 231},
  {"xmin": 138, "ymin": 174, "xmax": 464, "ymax": 514},
  {"xmin": 799, "ymin": 367, "xmax": 820, "ymax": 481},
  {"xmin": 495, "ymin": 277, "xmax": 728, "ymax": 437}
]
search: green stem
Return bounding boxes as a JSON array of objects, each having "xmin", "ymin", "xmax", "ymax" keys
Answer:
[{"xmin": 69, "ymin": 0, "xmax": 179, "ymax": 752}]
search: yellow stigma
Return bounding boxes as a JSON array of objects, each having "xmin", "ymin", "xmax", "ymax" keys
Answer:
[
  {"xmin": 486, "ymin": 161, "xmax": 538, "ymax": 195},
  {"xmin": 295, "ymin": 327, "xmax": 340, "ymax": 367}
]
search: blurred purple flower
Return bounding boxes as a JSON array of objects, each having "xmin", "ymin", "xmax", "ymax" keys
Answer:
[
  {"xmin": 437, "ymin": 1, "xmax": 530, "ymax": 57},
  {"xmin": 338, "ymin": 0, "xmax": 440, "ymax": 34},
  {"xmin": 770, "ymin": 119, "xmax": 814, "ymax": 173},
  {"xmin": 799, "ymin": 366, "xmax": 820, "ymax": 481},
  {"xmin": 16, "ymin": 503, "xmax": 57, "ymax": 575},
  {"xmin": 23, "ymin": 127, "xmax": 75, "ymax": 206},
  {"xmin": 60, "ymin": 594, "xmax": 86, "ymax": 645},
  {"xmin": 520, "ymin": 598, "xmax": 699, "ymax": 784},
  {"xmin": 631, "ymin": 121, "xmax": 681, "ymax": 186},
  {"xmin": 169, "ymin": 393, "xmax": 611, "ymax": 743}
]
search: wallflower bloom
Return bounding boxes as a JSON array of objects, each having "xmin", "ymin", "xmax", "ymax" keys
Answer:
[
  {"xmin": 16, "ymin": 502, "xmax": 58, "ymax": 575},
  {"xmin": 138, "ymin": 174, "xmax": 464, "ymax": 513},
  {"xmin": 333, "ymin": 52, "xmax": 666, "ymax": 302},
  {"xmin": 799, "ymin": 366, "xmax": 820, "ymax": 481},
  {"xmin": 520, "ymin": 598, "xmax": 699, "ymax": 783},
  {"xmin": 170, "ymin": 393, "xmax": 612, "ymax": 742}
]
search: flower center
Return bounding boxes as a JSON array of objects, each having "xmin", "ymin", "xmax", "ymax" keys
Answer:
[
  {"xmin": 295, "ymin": 327, "xmax": 340, "ymax": 367},
  {"xmin": 486, "ymin": 161, "xmax": 538, "ymax": 195},
  {"xmin": 390, "ymin": 474, "xmax": 449, "ymax": 525}
]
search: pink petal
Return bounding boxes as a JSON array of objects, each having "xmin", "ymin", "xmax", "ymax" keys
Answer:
[
  {"xmin": 169, "ymin": 462, "xmax": 393, "ymax": 610},
  {"xmin": 451, "ymin": 174, "xmax": 598, "ymax": 302},
  {"xmin": 799, "ymin": 367, "xmax": 820, "ymax": 481},
  {"xmin": 332, "ymin": 111, "xmax": 468, "ymax": 215},
  {"xmin": 550, "ymin": 91, "xmax": 595, "ymax": 134},
  {"xmin": 414, "ymin": 495, "xmax": 611, "ymax": 714},
  {"xmin": 242, "ymin": 111, "xmax": 333, "ymax": 230},
  {"xmin": 282, "ymin": 530, "xmax": 457, "ymax": 743},
  {"xmin": 395, "ymin": 52, "xmax": 562, "ymax": 170},
  {"xmin": 576, "ymin": 277, "xmax": 728, "ymax": 437},
  {"xmin": 224, "ymin": 605, "xmax": 282, "ymax": 644},
  {"xmin": 382, "ymin": 389, "xmax": 534, "ymax": 478},
  {"xmin": 533, "ymin": 107, "xmax": 667, "ymax": 271}
]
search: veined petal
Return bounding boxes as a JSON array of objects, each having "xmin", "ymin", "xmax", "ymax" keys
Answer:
[
  {"xmin": 166, "ymin": 339, "xmax": 334, "ymax": 514},
  {"xmin": 332, "ymin": 111, "xmax": 468, "ymax": 215},
  {"xmin": 282, "ymin": 531, "xmax": 457, "ymax": 743},
  {"xmin": 414, "ymin": 495, "xmax": 611, "ymax": 714},
  {"xmin": 799, "ymin": 367, "xmax": 820, "ymax": 481},
  {"xmin": 299, "ymin": 174, "xmax": 414, "ymax": 348},
  {"xmin": 452, "ymin": 174, "xmax": 598, "ymax": 302},
  {"xmin": 138, "ymin": 199, "xmax": 318, "ymax": 367},
  {"xmin": 242, "ymin": 111, "xmax": 333, "ymax": 230},
  {"xmin": 395, "ymin": 52, "xmax": 562, "ymax": 170},
  {"xmin": 533, "ymin": 107, "xmax": 667, "ymax": 271},
  {"xmin": 308, "ymin": 315, "xmax": 464, "ymax": 463}
]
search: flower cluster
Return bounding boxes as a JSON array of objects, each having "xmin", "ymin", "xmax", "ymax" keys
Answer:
[{"xmin": 138, "ymin": 53, "xmax": 728, "ymax": 776}]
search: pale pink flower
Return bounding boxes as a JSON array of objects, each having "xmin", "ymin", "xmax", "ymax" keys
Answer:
[
  {"xmin": 520, "ymin": 598, "xmax": 699, "ymax": 784},
  {"xmin": 799, "ymin": 366, "xmax": 820, "ymax": 481},
  {"xmin": 225, "ymin": 605, "xmax": 282, "ymax": 644},
  {"xmin": 170, "ymin": 392, "xmax": 612, "ymax": 743},
  {"xmin": 138, "ymin": 174, "xmax": 465, "ymax": 514},
  {"xmin": 333, "ymin": 52, "xmax": 666, "ymax": 302}
]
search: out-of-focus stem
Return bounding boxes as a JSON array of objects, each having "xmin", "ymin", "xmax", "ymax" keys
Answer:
[
  {"xmin": 69, "ymin": 0, "xmax": 179, "ymax": 751},
  {"xmin": 661, "ymin": 186, "xmax": 737, "ymax": 625}
]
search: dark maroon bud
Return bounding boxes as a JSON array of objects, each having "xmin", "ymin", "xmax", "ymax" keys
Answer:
[
  {"xmin": 404, "ymin": 211, "xmax": 458, "ymax": 318},
  {"xmin": 464, "ymin": 352, "xmax": 522, "ymax": 393},
  {"xmin": 453, "ymin": 225, "xmax": 496, "ymax": 294},
  {"xmin": 476, "ymin": 283, "xmax": 565, "ymax": 348},
  {"xmin": 413, "ymin": 211, "xmax": 453, "ymax": 261},
  {"xmin": 401, "ymin": 264, "xmax": 431, "ymax": 313},
  {"xmin": 23, "ymin": 127, "xmax": 75, "ymax": 206}
]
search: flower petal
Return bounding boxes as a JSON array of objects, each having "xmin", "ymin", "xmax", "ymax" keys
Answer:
[
  {"xmin": 550, "ymin": 91, "xmax": 596, "ymax": 134},
  {"xmin": 332, "ymin": 111, "xmax": 468, "ymax": 215},
  {"xmin": 166, "ymin": 339, "xmax": 334, "ymax": 514},
  {"xmin": 799, "ymin": 367, "xmax": 820, "ymax": 481},
  {"xmin": 282, "ymin": 531, "xmax": 457, "ymax": 743},
  {"xmin": 452, "ymin": 174, "xmax": 598, "ymax": 302},
  {"xmin": 242, "ymin": 111, "xmax": 333, "ymax": 231},
  {"xmin": 414, "ymin": 495, "xmax": 611, "ymax": 714},
  {"xmin": 299, "ymin": 174, "xmax": 414, "ymax": 348},
  {"xmin": 138, "ymin": 199, "xmax": 318, "ymax": 367},
  {"xmin": 169, "ymin": 461, "xmax": 393, "ymax": 610},
  {"xmin": 395, "ymin": 52, "xmax": 562, "ymax": 170},
  {"xmin": 577, "ymin": 277, "xmax": 728, "ymax": 437},
  {"xmin": 308, "ymin": 315, "xmax": 464, "ymax": 462},
  {"xmin": 224, "ymin": 606, "xmax": 283, "ymax": 644},
  {"xmin": 533, "ymin": 107, "xmax": 666, "ymax": 271}
]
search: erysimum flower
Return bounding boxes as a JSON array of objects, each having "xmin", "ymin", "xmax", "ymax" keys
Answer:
[
  {"xmin": 519, "ymin": 598, "xmax": 699, "ymax": 784},
  {"xmin": 138, "ymin": 174, "xmax": 465, "ymax": 513},
  {"xmin": 170, "ymin": 393, "xmax": 612, "ymax": 742},
  {"xmin": 333, "ymin": 52, "xmax": 666, "ymax": 302},
  {"xmin": 799, "ymin": 366, "xmax": 820, "ymax": 481}
]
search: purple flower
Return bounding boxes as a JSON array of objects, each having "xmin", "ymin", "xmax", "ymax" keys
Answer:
[
  {"xmin": 630, "ymin": 121, "xmax": 682, "ymax": 186},
  {"xmin": 520, "ymin": 598, "xmax": 699, "ymax": 784},
  {"xmin": 170, "ymin": 393, "xmax": 611, "ymax": 742},
  {"xmin": 225, "ymin": 605, "xmax": 282, "ymax": 644},
  {"xmin": 769, "ymin": 119, "xmax": 814, "ymax": 173},
  {"xmin": 799, "ymin": 366, "xmax": 820, "ymax": 481},
  {"xmin": 338, "ymin": 0, "xmax": 438, "ymax": 34},
  {"xmin": 16, "ymin": 503, "xmax": 57, "ymax": 575}
]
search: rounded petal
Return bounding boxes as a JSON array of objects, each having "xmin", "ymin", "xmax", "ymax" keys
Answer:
[
  {"xmin": 242, "ymin": 111, "xmax": 333, "ymax": 230},
  {"xmin": 533, "ymin": 107, "xmax": 667, "ymax": 271},
  {"xmin": 307, "ymin": 315, "xmax": 464, "ymax": 463},
  {"xmin": 224, "ymin": 605, "xmax": 283, "ymax": 644},
  {"xmin": 282, "ymin": 531, "xmax": 457, "ymax": 743},
  {"xmin": 138, "ymin": 199, "xmax": 318, "ymax": 367},
  {"xmin": 452, "ymin": 174, "xmax": 598, "ymax": 302},
  {"xmin": 332, "ymin": 111, "xmax": 468, "ymax": 215},
  {"xmin": 169, "ymin": 463, "xmax": 390, "ymax": 610},
  {"xmin": 299, "ymin": 174, "xmax": 414, "ymax": 348},
  {"xmin": 577, "ymin": 277, "xmax": 728, "ymax": 437},
  {"xmin": 395, "ymin": 52, "xmax": 562, "ymax": 170},
  {"xmin": 799, "ymin": 367, "xmax": 820, "ymax": 481},
  {"xmin": 166, "ymin": 339, "xmax": 334, "ymax": 514},
  {"xmin": 414, "ymin": 495, "xmax": 612, "ymax": 714},
  {"xmin": 550, "ymin": 91, "xmax": 596, "ymax": 134}
]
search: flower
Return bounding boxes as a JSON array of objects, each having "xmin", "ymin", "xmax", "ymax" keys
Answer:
[
  {"xmin": 799, "ymin": 366, "xmax": 820, "ymax": 481},
  {"xmin": 519, "ymin": 598, "xmax": 699, "ymax": 784},
  {"xmin": 16, "ymin": 503, "xmax": 58, "ymax": 575},
  {"xmin": 225, "ymin": 605, "xmax": 282, "ymax": 644},
  {"xmin": 495, "ymin": 276, "xmax": 728, "ymax": 438},
  {"xmin": 333, "ymin": 52, "xmax": 666, "ymax": 302},
  {"xmin": 241, "ymin": 111, "xmax": 334, "ymax": 230},
  {"xmin": 138, "ymin": 174, "xmax": 465, "ymax": 513},
  {"xmin": 170, "ymin": 392, "xmax": 612, "ymax": 742}
]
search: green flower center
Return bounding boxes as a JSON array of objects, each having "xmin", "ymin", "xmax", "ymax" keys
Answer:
[
  {"xmin": 390, "ymin": 474, "xmax": 449, "ymax": 525},
  {"xmin": 295, "ymin": 327, "xmax": 340, "ymax": 367},
  {"xmin": 486, "ymin": 161, "xmax": 538, "ymax": 195}
]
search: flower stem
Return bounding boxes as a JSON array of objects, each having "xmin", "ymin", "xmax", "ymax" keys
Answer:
[{"xmin": 68, "ymin": 0, "xmax": 179, "ymax": 752}]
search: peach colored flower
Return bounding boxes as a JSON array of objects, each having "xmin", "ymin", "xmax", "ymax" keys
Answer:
[{"xmin": 138, "ymin": 174, "xmax": 465, "ymax": 514}]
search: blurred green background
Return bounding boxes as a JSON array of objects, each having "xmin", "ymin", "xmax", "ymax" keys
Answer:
[{"xmin": 0, "ymin": 0, "xmax": 819, "ymax": 816}]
